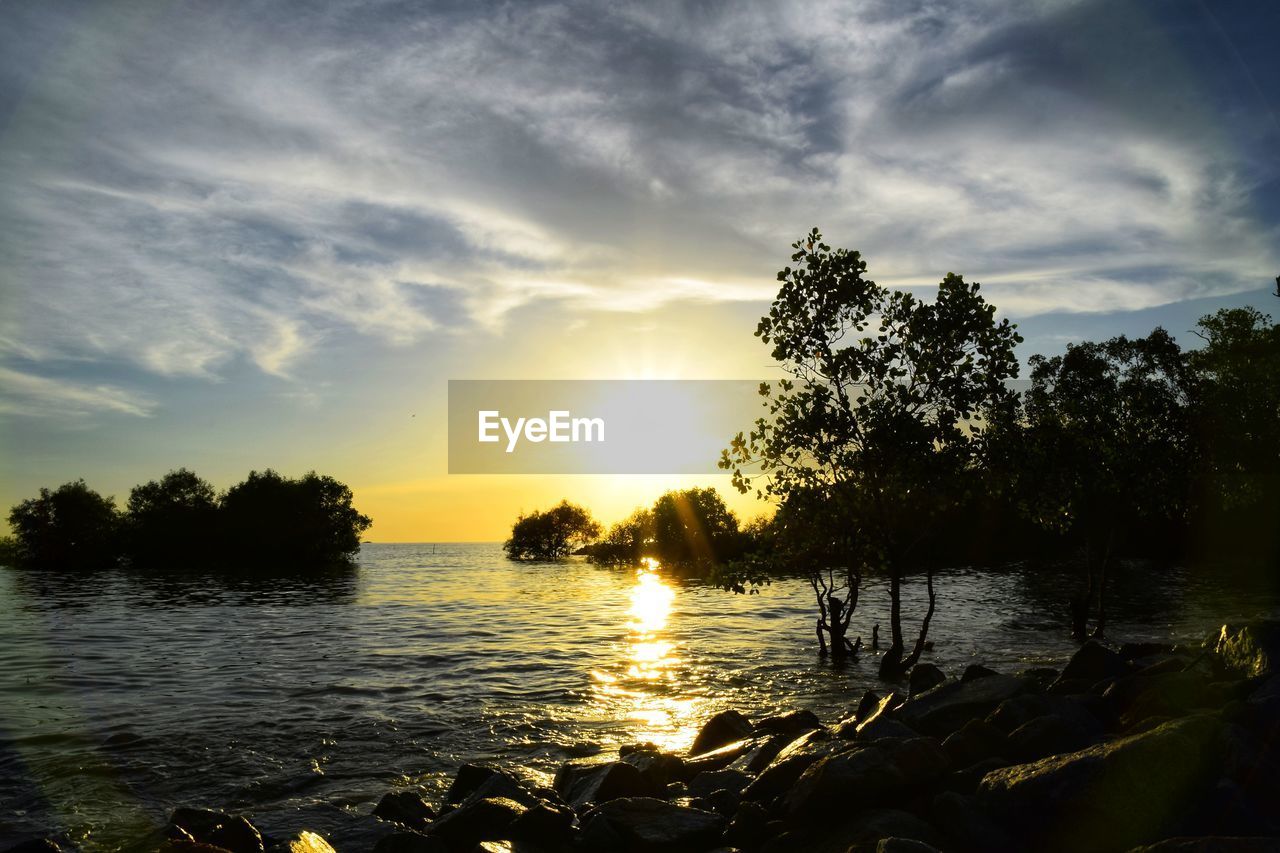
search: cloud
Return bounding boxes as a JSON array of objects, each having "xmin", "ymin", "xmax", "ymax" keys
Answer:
[
  {"xmin": 0, "ymin": 0, "xmax": 1276, "ymax": 399},
  {"xmin": 0, "ymin": 366, "xmax": 154, "ymax": 418}
]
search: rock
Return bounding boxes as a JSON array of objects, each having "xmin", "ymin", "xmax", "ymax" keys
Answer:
[
  {"xmin": 979, "ymin": 715, "xmax": 1223, "ymax": 852},
  {"xmin": 554, "ymin": 760, "xmax": 656, "ymax": 809},
  {"xmin": 1007, "ymin": 714, "xmax": 1095, "ymax": 762},
  {"xmin": 1119, "ymin": 642, "xmax": 1177, "ymax": 661},
  {"xmin": 929, "ymin": 791, "xmax": 1019, "ymax": 853},
  {"xmin": 838, "ymin": 808, "xmax": 944, "ymax": 848},
  {"xmin": 688, "ymin": 768, "xmax": 751, "ymax": 799},
  {"xmin": 1104, "ymin": 672, "xmax": 1216, "ymax": 730},
  {"xmin": 729, "ymin": 731, "xmax": 807, "ymax": 775},
  {"xmin": 877, "ymin": 840, "xmax": 942, "ymax": 853},
  {"xmin": 452, "ymin": 767, "xmax": 538, "ymax": 810},
  {"xmin": 986, "ymin": 693, "xmax": 1106, "ymax": 735},
  {"xmin": 704, "ymin": 787, "xmax": 740, "ymax": 818},
  {"xmin": 856, "ymin": 716, "xmax": 921, "ymax": 742},
  {"xmin": 941, "ymin": 718, "xmax": 1008, "ymax": 767},
  {"xmin": 961, "ymin": 664, "xmax": 999, "ymax": 683},
  {"xmin": 946, "ymin": 757, "xmax": 1010, "ymax": 794},
  {"xmin": 691, "ymin": 710, "xmax": 754, "ymax": 756},
  {"xmin": 580, "ymin": 797, "xmax": 724, "ymax": 852},
  {"xmin": 508, "ymin": 799, "xmax": 575, "ymax": 847},
  {"xmin": 1127, "ymin": 840, "xmax": 1280, "ymax": 853},
  {"xmin": 3, "ymin": 842, "xmax": 63, "ymax": 853},
  {"xmin": 170, "ymin": 808, "xmax": 264, "ymax": 853},
  {"xmin": 856, "ymin": 690, "xmax": 882, "ymax": 723},
  {"xmin": 621, "ymin": 747, "xmax": 687, "ymax": 787},
  {"xmin": 853, "ymin": 691, "xmax": 904, "ymax": 733},
  {"xmin": 722, "ymin": 801, "xmax": 770, "ymax": 849},
  {"xmin": 371, "ymin": 833, "xmax": 448, "ymax": 853},
  {"xmin": 373, "ymin": 791, "xmax": 436, "ymax": 832},
  {"xmin": 1213, "ymin": 621, "xmax": 1280, "ymax": 678},
  {"xmin": 753, "ymin": 709, "xmax": 821, "ymax": 735},
  {"xmin": 784, "ymin": 739, "xmax": 948, "ymax": 819},
  {"xmin": 897, "ymin": 675, "xmax": 1031, "ymax": 737},
  {"xmin": 445, "ymin": 764, "xmax": 500, "ymax": 804},
  {"xmin": 1053, "ymin": 641, "xmax": 1132, "ymax": 687},
  {"xmin": 274, "ymin": 832, "xmax": 334, "ymax": 853},
  {"xmin": 909, "ymin": 664, "xmax": 948, "ymax": 697},
  {"xmin": 683, "ymin": 738, "xmax": 759, "ymax": 776},
  {"xmin": 427, "ymin": 796, "xmax": 527, "ymax": 848}
]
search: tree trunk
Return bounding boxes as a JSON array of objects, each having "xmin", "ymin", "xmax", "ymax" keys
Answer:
[
  {"xmin": 1070, "ymin": 543, "xmax": 1095, "ymax": 642},
  {"xmin": 901, "ymin": 566, "xmax": 937, "ymax": 671}
]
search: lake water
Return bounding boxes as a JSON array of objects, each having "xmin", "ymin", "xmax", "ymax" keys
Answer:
[{"xmin": 2, "ymin": 543, "xmax": 1276, "ymax": 850}]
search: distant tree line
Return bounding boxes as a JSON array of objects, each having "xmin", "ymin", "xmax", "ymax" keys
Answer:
[{"xmin": 3, "ymin": 469, "xmax": 372, "ymax": 571}]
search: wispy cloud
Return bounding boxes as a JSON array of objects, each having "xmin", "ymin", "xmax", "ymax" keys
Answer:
[
  {"xmin": 0, "ymin": 0, "xmax": 1276, "ymax": 400},
  {"xmin": 0, "ymin": 367, "xmax": 154, "ymax": 418}
]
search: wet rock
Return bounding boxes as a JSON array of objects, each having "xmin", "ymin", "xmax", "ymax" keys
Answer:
[
  {"xmin": 508, "ymin": 799, "xmax": 575, "ymax": 847},
  {"xmin": 909, "ymin": 664, "xmax": 948, "ymax": 697},
  {"xmin": 1213, "ymin": 621, "xmax": 1280, "ymax": 678},
  {"xmin": 444, "ymin": 765, "xmax": 535, "ymax": 808},
  {"xmin": 1007, "ymin": 714, "xmax": 1096, "ymax": 762},
  {"xmin": 784, "ymin": 738, "xmax": 948, "ymax": 819},
  {"xmin": 1053, "ymin": 641, "xmax": 1132, "ymax": 687},
  {"xmin": 580, "ymin": 797, "xmax": 724, "ymax": 852},
  {"xmin": 373, "ymin": 791, "xmax": 436, "ymax": 832},
  {"xmin": 371, "ymin": 833, "xmax": 448, "ymax": 853},
  {"xmin": 722, "ymin": 801, "xmax": 770, "ymax": 849},
  {"xmin": 1127, "ymin": 840, "xmax": 1280, "ymax": 853},
  {"xmin": 753, "ymin": 709, "xmax": 821, "ymax": 736},
  {"xmin": 961, "ymin": 664, "xmax": 999, "ymax": 683},
  {"xmin": 691, "ymin": 710, "xmax": 754, "ymax": 756},
  {"xmin": 555, "ymin": 760, "xmax": 657, "ymax": 809},
  {"xmin": 621, "ymin": 747, "xmax": 687, "ymax": 787},
  {"xmin": 741, "ymin": 731, "xmax": 847, "ymax": 804},
  {"xmin": 856, "ymin": 717, "xmax": 921, "ymax": 742},
  {"xmin": 729, "ymin": 731, "xmax": 807, "ymax": 775},
  {"xmin": 1104, "ymin": 672, "xmax": 1216, "ymax": 730},
  {"xmin": 683, "ymin": 738, "xmax": 759, "ymax": 776},
  {"xmin": 170, "ymin": 808, "xmax": 264, "ymax": 853},
  {"xmin": 929, "ymin": 791, "xmax": 1019, "ymax": 853},
  {"xmin": 941, "ymin": 718, "xmax": 1008, "ymax": 767},
  {"xmin": 846, "ymin": 691, "xmax": 904, "ymax": 736},
  {"xmin": 855, "ymin": 690, "xmax": 882, "ymax": 723},
  {"xmin": 704, "ymin": 788, "xmax": 740, "ymax": 818},
  {"xmin": 3, "ymin": 842, "xmax": 63, "ymax": 853},
  {"xmin": 986, "ymin": 692, "xmax": 1106, "ymax": 735},
  {"xmin": 427, "ymin": 796, "xmax": 527, "ymax": 849},
  {"xmin": 946, "ymin": 757, "xmax": 1010, "ymax": 795},
  {"xmin": 979, "ymin": 715, "xmax": 1223, "ymax": 852},
  {"xmin": 688, "ymin": 768, "xmax": 751, "ymax": 799},
  {"xmin": 875, "ymin": 840, "xmax": 942, "ymax": 853},
  {"xmin": 897, "ymin": 675, "xmax": 1031, "ymax": 737},
  {"xmin": 271, "ymin": 831, "xmax": 334, "ymax": 853},
  {"xmin": 837, "ymin": 808, "xmax": 945, "ymax": 849}
]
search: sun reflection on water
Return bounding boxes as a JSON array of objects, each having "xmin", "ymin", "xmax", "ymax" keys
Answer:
[{"xmin": 589, "ymin": 558, "xmax": 701, "ymax": 751}]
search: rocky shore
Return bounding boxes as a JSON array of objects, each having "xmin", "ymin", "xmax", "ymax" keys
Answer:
[{"xmin": 7, "ymin": 621, "xmax": 1279, "ymax": 853}]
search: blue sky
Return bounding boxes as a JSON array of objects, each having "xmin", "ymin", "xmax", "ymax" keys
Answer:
[{"xmin": 1, "ymin": 0, "xmax": 1277, "ymax": 538}]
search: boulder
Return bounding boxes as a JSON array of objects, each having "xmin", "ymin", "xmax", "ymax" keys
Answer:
[
  {"xmin": 784, "ymin": 738, "xmax": 948, "ymax": 819},
  {"xmin": 856, "ymin": 717, "xmax": 921, "ymax": 742},
  {"xmin": 691, "ymin": 710, "xmax": 754, "ymax": 756},
  {"xmin": 909, "ymin": 664, "xmax": 948, "ymax": 697},
  {"xmin": 373, "ymin": 791, "xmax": 436, "ymax": 832},
  {"xmin": 851, "ymin": 691, "xmax": 904, "ymax": 735},
  {"xmin": 1104, "ymin": 672, "xmax": 1215, "ymax": 730},
  {"xmin": 986, "ymin": 693, "xmax": 1105, "ymax": 735},
  {"xmin": 580, "ymin": 797, "xmax": 724, "ymax": 852},
  {"xmin": 555, "ymin": 760, "xmax": 656, "ymax": 809},
  {"xmin": 836, "ymin": 808, "xmax": 945, "ymax": 849},
  {"xmin": 687, "ymin": 768, "xmax": 751, "ymax": 799},
  {"xmin": 741, "ymin": 736, "xmax": 848, "ymax": 805},
  {"xmin": 3, "ymin": 843, "xmax": 63, "ymax": 853},
  {"xmin": 941, "ymin": 718, "xmax": 1008, "ymax": 767},
  {"xmin": 855, "ymin": 690, "xmax": 882, "ymax": 723},
  {"xmin": 426, "ymin": 796, "xmax": 527, "ymax": 849},
  {"xmin": 876, "ymin": 840, "xmax": 942, "ymax": 853},
  {"xmin": 978, "ymin": 715, "xmax": 1223, "ymax": 852},
  {"xmin": 1213, "ymin": 621, "xmax": 1280, "ymax": 678},
  {"xmin": 1007, "ymin": 714, "xmax": 1096, "ymax": 762},
  {"xmin": 683, "ymin": 738, "xmax": 759, "ymax": 776},
  {"xmin": 729, "ymin": 730, "xmax": 808, "ymax": 774},
  {"xmin": 371, "ymin": 833, "xmax": 448, "ymax": 853},
  {"xmin": 753, "ymin": 709, "xmax": 821, "ymax": 736},
  {"xmin": 722, "ymin": 801, "xmax": 771, "ymax": 849},
  {"xmin": 508, "ymin": 799, "xmax": 575, "ymax": 847},
  {"xmin": 929, "ymin": 791, "xmax": 1019, "ymax": 853},
  {"xmin": 897, "ymin": 675, "xmax": 1031, "ymax": 737},
  {"xmin": 273, "ymin": 832, "xmax": 335, "ymax": 853},
  {"xmin": 621, "ymin": 747, "xmax": 687, "ymax": 787},
  {"xmin": 945, "ymin": 757, "xmax": 1010, "ymax": 795},
  {"xmin": 170, "ymin": 808, "xmax": 264, "ymax": 853},
  {"xmin": 1053, "ymin": 641, "xmax": 1132, "ymax": 687},
  {"xmin": 962, "ymin": 664, "xmax": 1000, "ymax": 683}
]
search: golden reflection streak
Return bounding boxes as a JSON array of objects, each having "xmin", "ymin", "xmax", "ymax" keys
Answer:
[{"xmin": 590, "ymin": 558, "xmax": 701, "ymax": 752}]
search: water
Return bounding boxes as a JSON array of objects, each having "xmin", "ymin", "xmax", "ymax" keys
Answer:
[{"xmin": 1, "ymin": 544, "xmax": 1276, "ymax": 850}]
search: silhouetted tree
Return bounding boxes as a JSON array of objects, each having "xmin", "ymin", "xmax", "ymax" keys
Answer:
[
  {"xmin": 1017, "ymin": 329, "xmax": 1193, "ymax": 639},
  {"xmin": 586, "ymin": 508, "xmax": 655, "ymax": 566},
  {"xmin": 125, "ymin": 468, "xmax": 219, "ymax": 568},
  {"xmin": 7, "ymin": 480, "xmax": 121, "ymax": 570},
  {"xmin": 649, "ymin": 487, "xmax": 743, "ymax": 568},
  {"xmin": 220, "ymin": 470, "xmax": 372, "ymax": 568},
  {"xmin": 504, "ymin": 500, "xmax": 601, "ymax": 561},
  {"xmin": 721, "ymin": 229, "xmax": 1021, "ymax": 678}
]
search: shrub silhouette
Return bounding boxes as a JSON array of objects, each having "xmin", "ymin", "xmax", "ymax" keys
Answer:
[
  {"xmin": 504, "ymin": 500, "xmax": 600, "ymax": 560},
  {"xmin": 7, "ymin": 480, "xmax": 121, "ymax": 570}
]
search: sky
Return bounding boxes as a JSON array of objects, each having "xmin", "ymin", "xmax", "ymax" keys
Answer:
[{"xmin": 1, "ymin": 0, "xmax": 1277, "ymax": 541}]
